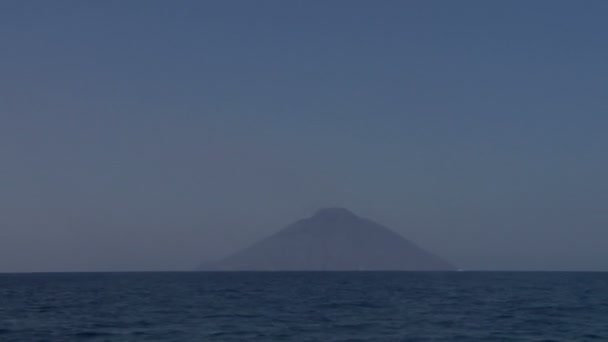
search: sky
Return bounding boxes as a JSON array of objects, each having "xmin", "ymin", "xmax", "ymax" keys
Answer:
[{"xmin": 1, "ymin": 0, "xmax": 607, "ymax": 272}]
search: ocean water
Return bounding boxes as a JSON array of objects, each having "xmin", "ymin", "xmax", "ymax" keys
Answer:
[{"xmin": 1, "ymin": 272, "xmax": 607, "ymax": 341}]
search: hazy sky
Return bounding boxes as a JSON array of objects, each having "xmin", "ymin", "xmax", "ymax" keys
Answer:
[{"xmin": 2, "ymin": 1, "xmax": 607, "ymax": 272}]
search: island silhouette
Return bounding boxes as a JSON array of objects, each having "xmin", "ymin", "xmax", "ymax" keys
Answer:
[{"xmin": 199, "ymin": 208, "xmax": 456, "ymax": 271}]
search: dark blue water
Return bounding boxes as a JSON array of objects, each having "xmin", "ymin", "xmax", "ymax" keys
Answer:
[{"xmin": 1, "ymin": 272, "xmax": 607, "ymax": 341}]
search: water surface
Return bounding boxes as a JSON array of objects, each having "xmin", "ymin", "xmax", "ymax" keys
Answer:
[{"xmin": 1, "ymin": 272, "xmax": 607, "ymax": 341}]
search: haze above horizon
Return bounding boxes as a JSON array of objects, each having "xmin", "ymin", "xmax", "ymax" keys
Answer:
[{"xmin": 1, "ymin": 1, "xmax": 607, "ymax": 272}]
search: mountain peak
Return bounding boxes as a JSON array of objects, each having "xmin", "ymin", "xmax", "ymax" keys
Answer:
[{"xmin": 312, "ymin": 207, "xmax": 357, "ymax": 220}]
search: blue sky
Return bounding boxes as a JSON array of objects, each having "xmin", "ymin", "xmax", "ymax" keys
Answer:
[{"xmin": 1, "ymin": 1, "xmax": 607, "ymax": 271}]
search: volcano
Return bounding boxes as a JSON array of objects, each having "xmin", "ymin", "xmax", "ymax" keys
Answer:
[{"xmin": 199, "ymin": 208, "xmax": 455, "ymax": 271}]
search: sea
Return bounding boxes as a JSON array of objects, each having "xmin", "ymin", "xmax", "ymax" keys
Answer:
[{"xmin": 1, "ymin": 272, "xmax": 607, "ymax": 341}]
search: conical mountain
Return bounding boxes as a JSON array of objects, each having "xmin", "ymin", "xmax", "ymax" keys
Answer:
[{"xmin": 200, "ymin": 208, "xmax": 455, "ymax": 271}]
